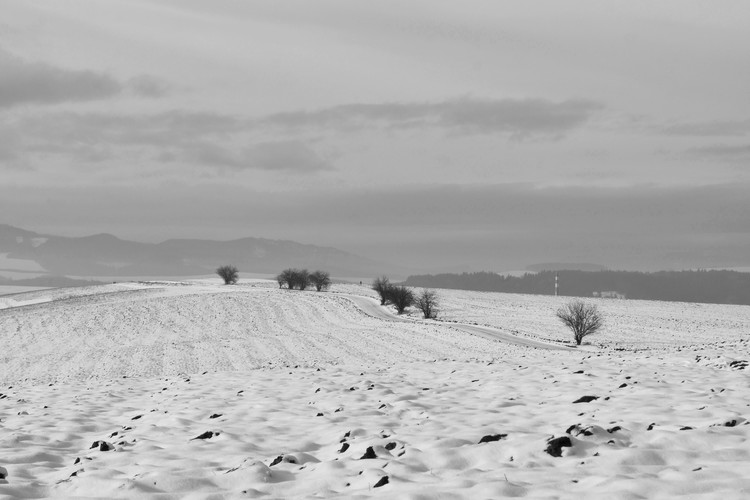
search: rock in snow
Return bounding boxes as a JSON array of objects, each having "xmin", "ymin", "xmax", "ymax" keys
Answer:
[
  {"xmin": 373, "ymin": 476, "xmax": 389, "ymax": 488},
  {"xmin": 89, "ymin": 441, "xmax": 113, "ymax": 452},
  {"xmin": 545, "ymin": 436, "xmax": 572, "ymax": 457},
  {"xmin": 191, "ymin": 431, "xmax": 217, "ymax": 440},
  {"xmin": 572, "ymin": 395, "xmax": 599, "ymax": 403},
  {"xmin": 478, "ymin": 434, "xmax": 507, "ymax": 444}
]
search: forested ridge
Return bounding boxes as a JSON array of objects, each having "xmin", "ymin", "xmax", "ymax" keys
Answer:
[{"xmin": 403, "ymin": 270, "xmax": 750, "ymax": 306}]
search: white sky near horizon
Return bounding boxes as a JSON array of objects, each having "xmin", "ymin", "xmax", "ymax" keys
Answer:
[{"xmin": 1, "ymin": 1, "xmax": 750, "ymax": 272}]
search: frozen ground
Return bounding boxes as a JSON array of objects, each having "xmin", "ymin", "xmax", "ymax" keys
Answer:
[{"xmin": 1, "ymin": 281, "xmax": 749, "ymax": 498}]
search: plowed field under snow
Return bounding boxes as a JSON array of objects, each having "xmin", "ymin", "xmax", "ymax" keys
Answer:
[{"xmin": 1, "ymin": 281, "xmax": 749, "ymax": 499}]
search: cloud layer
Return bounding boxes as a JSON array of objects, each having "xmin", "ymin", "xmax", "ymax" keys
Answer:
[
  {"xmin": 2, "ymin": 95, "xmax": 603, "ymax": 178},
  {"xmin": 663, "ymin": 119, "xmax": 750, "ymax": 137},
  {"xmin": 687, "ymin": 143, "xmax": 750, "ymax": 160},
  {"xmin": 183, "ymin": 140, "xmax": 332, "ymax": 172},
  {"xmin": 0, "ymin": 49, "xmax": 120, "ymax": 107},
  {"xmin": 263, "ymin": 98, "xmax": 603, "ymax": 137}
]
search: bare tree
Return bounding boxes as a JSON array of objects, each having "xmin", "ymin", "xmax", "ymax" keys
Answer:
[
  {"xmin": 216, "ymin": 265, "xmax": 239, "ymax": 285},
  {"xmin": 277, "ymin": 268, "xmax": 312, "ymax": 290},
  {"xmin": 388, "ymin": 285, "xmax": 414, "ymax": 314},
  {"xmin": 276, "ymin": 269, "xmax": 294, "ymax": 289},
  {"xmin": 415, "ymin": 289, "xmax": 439, "ymax": 319},
  {"xmin": 372, "ymin": 276, "xmax": 392, "ymax": 305},
  {"xmin": 294, "ymin": 269, "xmax": 311, "ymax": 290},
  {"xmin": 309, "ymin": 270, "xmax": 331, "ymax": 291},
  {"xmin": 556, "ymin": 300, "xmax": 603, "ymax": 345}
]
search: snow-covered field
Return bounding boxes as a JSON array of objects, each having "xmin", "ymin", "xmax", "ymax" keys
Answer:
[{"xmin": 1, "ymin": 281, "xmax": 749, "ymax": 499}]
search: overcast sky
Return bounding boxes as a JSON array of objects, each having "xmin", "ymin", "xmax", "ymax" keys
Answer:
[{"xmin": 2, "ymin": 1, "xmax": 750, "ymax": 272}]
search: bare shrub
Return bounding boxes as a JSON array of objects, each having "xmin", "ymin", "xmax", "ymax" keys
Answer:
[
  {"xmin": 216, "ymin": 265, "xmax": 239, "ymax": 285},
  {"xmin": 415, "ymin": 289, "xmax": 439, "ymax": 319},
  {"xmin": 388, "ymin": 285, "xmax": 414, "ymax": 314},
  {"xmin": 277, "ymin": 268, "xmax": 310, "ymax": 289},
  {"xmin": 276, "ymin": 269, "xmax": 294, "ymax": 289},
  {"xmin": 309, "ymin": 270, "xmax": 332, "ymax": 291},
  {"xmin": 293, "ymin": 269, "xmax": 310, "ymax": 290},
  {"xmin": 372, "ymin": 276, "xmax": 392, "ymax": 305},
  {"xmin": 556, "ymin": 300, "xmax": 603, "ymax": 345}
]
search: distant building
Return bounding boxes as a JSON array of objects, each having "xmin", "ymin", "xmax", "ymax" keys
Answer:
[{"xmin": 593, "ymin": 291, "xmax": 626, "ymax": 299}]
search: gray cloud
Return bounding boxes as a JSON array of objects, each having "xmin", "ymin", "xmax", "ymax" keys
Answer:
[
  {"xmin": 0, "ymin": 49, "xmax": 121, "ymax": 107},
  {"xmin": 2, "ymin": 94, "xmax": 601, "ymax": 172},
  {"xmin": 244, "ymin": 141, "xmax": 332, "ymax": 172},
  {"xmin": 663, "ymin": 119, "xmax": 750, "ymax": 137},
  {"xmin": 0, "ymin": 49, "xmax": 170, "ymax": 107},
  {"xmin": 183, "ymin": 140, "xmax": 332, "ymax": 172},
  {"xmin": 3, "ymin": 110, "xmax": 330, "ymax": 173},
  {"xmin": 687, "ymin": 143, "xmax": 750, "ymax": 159},
  {"xmin": 262, "ymin": 98, "xmax": 603, "ymax": 137},
  {"xmin": 16, "ymin": 110, "xmax": 240, "ymax": 146},
  {"xmin": 128, "ymin": 75, "xmax": 170, "ymax": 98}
]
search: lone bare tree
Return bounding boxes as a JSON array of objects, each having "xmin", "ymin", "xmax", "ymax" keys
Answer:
[
  {"xmin": 556, "ymin": 300, "xmax": 603, "ymax": 345},
  {"xmin": 415, "ymin": 289, "xmax": 439, "ymax": 319},
  {"xmin": 309, "ymin": 270, "xmax": 332, "ymax": 291},
  {"xmin": 216, "ymin": 265, "xmax": 239, "ymax": 285},
  {"xmin": 372, "ymin": 276, "xmax": 392, "ymax": 305},
  {"xmin": 388, "ymin": 285, "xmax": 414, "ymax": 314}
]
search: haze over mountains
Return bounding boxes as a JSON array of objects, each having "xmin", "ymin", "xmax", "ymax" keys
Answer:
[{"xmin": 0, "ymin": 224, "xmax": 394, "ymax": 279}]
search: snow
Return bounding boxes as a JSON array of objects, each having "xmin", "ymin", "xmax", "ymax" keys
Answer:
[
  {"xmin": 1, "ymin": 281, "xmax": 749, "ymax": 498},
  {"xmin": 0, "ymin": 252, "xmax": 47, "ymax": 273}
]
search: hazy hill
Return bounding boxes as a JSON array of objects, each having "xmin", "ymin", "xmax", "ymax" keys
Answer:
[{"xmin": 0, "ymin": 224, "xmax": 393, "ymax": 278}]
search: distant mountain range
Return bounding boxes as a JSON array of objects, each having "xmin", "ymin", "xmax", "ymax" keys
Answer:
[{"xmin": 0, "ymin": 224, "xmax": 395, "ymax": 279}]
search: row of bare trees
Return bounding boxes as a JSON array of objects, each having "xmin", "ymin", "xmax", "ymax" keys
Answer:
[
  {"xmin": 276, "ymin": 268, "xmax": 331, "ymax": 291},
  {"xmin": 219, "ymin": 266, "xmax": 602, "ymax": 346},
  {"xmin": 373, "ymin": 275, "xmax": 602, "ymax": 343},
  {"xmin": 216, "ymin": 265, "xmax": 331, "ymax": 291},
  {"xmin": 372, "ymin": 276, "xmax": 439, "ymax": 319}
]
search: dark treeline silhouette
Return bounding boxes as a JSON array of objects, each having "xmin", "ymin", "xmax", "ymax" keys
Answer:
[{"xmin": 403, "ymin": 270, "xmax": 750, "ymax": 306}]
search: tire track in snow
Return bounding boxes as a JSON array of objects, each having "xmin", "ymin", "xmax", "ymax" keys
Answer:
[{"xmin": 340, "ymin": 293, "xmax": 570, "ymax": 351}]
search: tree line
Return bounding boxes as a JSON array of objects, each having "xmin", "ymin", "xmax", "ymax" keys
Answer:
[
  {"xmin": 215, "ymin": 265, "xmax": 331, "ymax": 291},
  {"xmin": 403, "ymin": 269, "xmax": 750, "ymax": 306},
  {"xmin": 373, "ymin": 276, "xmax": 438, "ymax": 318},
  {"xmin": 276, "ymin": 268, "xmax": 331, "ymax": 291}
]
